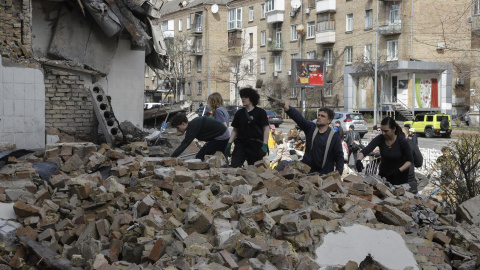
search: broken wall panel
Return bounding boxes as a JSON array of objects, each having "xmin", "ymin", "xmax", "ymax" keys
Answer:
[
  {"xmin": 48, "ymin": 6, "xmax": 92, "ymax": 64},
  {"xmin": 47, "ymin": 5, "xmax": 119, "ymax": 75},
  {"xmin": 84, "ymin": 24, "xmax": 119, "ymax": 75}
]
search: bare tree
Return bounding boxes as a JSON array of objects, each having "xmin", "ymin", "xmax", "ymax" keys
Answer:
[
  {"xmin": 430, "ymin": 134, "xmax": 480, "ymax": 207},
  {"xmin": 210, "ymin": 33, "xmax": 258, "ymax": 105},
  {"xmin": 160, "ymin": 32, "xmax": 200, "ymax": 103}
]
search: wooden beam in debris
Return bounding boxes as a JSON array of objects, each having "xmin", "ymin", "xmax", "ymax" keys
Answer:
[
  {"xmin": 104, "ymin": 0, "xmax": 150, "ymax": 50},
  {"xmin": 18, "ymin": 235, "xmax": 83, "ymax": 270}
]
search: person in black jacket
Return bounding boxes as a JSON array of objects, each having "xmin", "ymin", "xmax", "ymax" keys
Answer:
[
  {"xmin": 227, "ymin": 88, "xmax": 270, "ymax": 168},
  {"xmin": 356, "ymin": 117, "xmax": 413, "ymax": 185},
  {"xmin": 170, "ymin": 113, "xmax": 228, "ymax": 160},
  {"xmin": 335, "ymin": 121, "xmax": 344, "ymax": 140},
  {"xmin": 345, "ymin": 125, "xmax": 362, "ymax": 170},
  {"xmin": 268, "ymin": 96, "xmax": 344, "ymax": 175}
]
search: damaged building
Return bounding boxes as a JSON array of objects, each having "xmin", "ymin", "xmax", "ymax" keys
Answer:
[{"xmin": 0, "ymin": 0, "xmax": 168, "ymax": 149}]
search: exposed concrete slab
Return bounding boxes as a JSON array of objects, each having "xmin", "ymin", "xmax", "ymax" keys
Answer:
[
  {"xmin": 315, "ymin": 224, "xmax": 419, "ymax": 269},
  {"xmin": 48, "ymin": 6, "xmax": 92, "ymax": 64}
]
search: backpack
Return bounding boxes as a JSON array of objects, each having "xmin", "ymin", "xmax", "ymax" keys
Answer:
[{"xmin": 409, "ymin": 140, "xmax": 423, "ymax": 168}]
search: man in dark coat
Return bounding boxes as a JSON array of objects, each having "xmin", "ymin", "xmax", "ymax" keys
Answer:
[{"xmin": 268, "ymin": 96, "xmax": 344, "ymax": 175}]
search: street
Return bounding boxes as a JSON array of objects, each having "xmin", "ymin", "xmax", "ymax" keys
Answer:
[{"xmin": 274, "ymin": 120, "xmax": 456, "ymax": 152}]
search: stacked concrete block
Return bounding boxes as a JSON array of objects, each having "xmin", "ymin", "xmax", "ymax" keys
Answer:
[{"xmin": 89, "ymin": 83, "xmax": 123, "ymax": 146}]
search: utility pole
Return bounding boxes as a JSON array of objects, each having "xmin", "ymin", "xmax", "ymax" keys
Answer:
[{"xmin": 374, "ymin": 0, "xmax": 379, "ymax": 125}]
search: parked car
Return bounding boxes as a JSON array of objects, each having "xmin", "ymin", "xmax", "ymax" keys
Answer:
[
  {"xmin": 404, "ymin": 114, "xmax": 451, "ymax": 138},
  {"xmin": 226, "ymin": 105, "xmax": 242, "ymax": 120},
  {"xmin": 266, "ymin": 110, "xmax": 284, "ymax": 127},
  {"xmin": 333, "ymin": 112, "xmax": 368, "ymax": 138},
  {"xmin": 195, "ymin": 106, "xmax": 212, "ymax": 117}
]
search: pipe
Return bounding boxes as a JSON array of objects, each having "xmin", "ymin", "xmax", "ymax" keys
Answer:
[
  {"xmin": 410, "ymin": 0, "xmax": 413, "ymax": 59},
  {"xmin": 374, "ymin": 0, "xmax": 379, "ymax": 125}
]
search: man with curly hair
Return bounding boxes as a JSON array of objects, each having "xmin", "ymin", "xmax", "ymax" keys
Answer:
[{"xmin": 227, "ymin": 88, "xmax": 269, "ymax": 167}]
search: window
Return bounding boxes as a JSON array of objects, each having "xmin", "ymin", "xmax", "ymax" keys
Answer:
[
  {"xmin": 291, "ymin": 25, "xmax": 298, "ymax": 41},
  {"xmin": 145, "ymin": 65, "xmax": 149, "ymax": 77},
  {"xmin": 197, "ymin": 57, "xmax": 202, "ymax": 71},
  {"xmin": 291, "ymin": 88, "xmax": 297, "ymax": 98},
  {"xmin": 179, "ymin": 19, "xmax": 183, "ymax": 31},
  {"xmin": 187, "ymin": 82, "xmax": 191, "ymax": 95},
  {"xmin": 197, "ymin": 82, "xmax": 202, "ymax": 95},
  {"xmin": 179, "ymin": 62, "xmax": 184, "ymax": 73},
  {"xmin": 317, "ymin": 12, "xmax": 335, "ymax": 31},
  {"xmin": 249, "ymin": 59, "xmax": 254, "ymax": 74},
  {"xmin": 275, "ymin": 28, "xmax": 282, "ymax": 47},
  {"xmin": 249, "ymin": 6, "xmax": 254, "ymax": 21},
  {"xmin": 307, "ymin": 21, "xmax": 315, "ymax": 38},
  {"xmin": 249, "ymin": 33, "xmax": 253, "ymax": 48},
  {"xmin": 324, "ymin": 84, "xmax": 332, "ymax": 97},
  {"xmin": 307, "ymin": 51, "xmax": 315, "ymax": 59},
  {"xmin": 193, "ymin": 12, "xmax": 203, "ymax": 32},
  {"xmin": 228, "ymin": 8, "xmax": 242, "ymax": 30},
  {"xmin": 307, "ymin": 0, "xmax": 315, "ymax": 8},
  {"xmin": 274, "ymin": 56, "xmax": 282, "ymax": 71},
  {"xmin": 365, "ymin": 9, "xmax": 372, "ymax": 29},
  {"xmin": 389, "ymin": 5, "xmax": 399, "ymax": 24},
  {"xmin": 387, "ymin": 40, "xmax": 398, "ymax": 61},
  {"xmin": 291, "ymin": 53, "xmax": 298, "ymax": 60},
  {"xmin": 345, "ymin": 46, "xmax": 353, "ymax": 64},
  {"xmin": 475, "ymin": 0, "xmax": 480, "ymax": 15},
  {"xmin": 261, "ymin": 30, "xmax": 266, "ymax": 46},
  {"xmin": 260, "ymin": 58, "xmax": 266, "ymax": 73},
  {"xmin": 187, "ymin": 17, "xmax": 191, "ymax": 29},
  {"xmin": 187, "ymin": 60, "xmax": 191, "ymax": 73},
  {"xmin": 162, "ymin": 21, "xmax": 168, "ymax": 31},
  {"xmin": 234, "ymin": 61, "xmax": 240, "ymax": 73},
  {"xmin": 364, "ymin": 44, "xmax": 372, "ymax": 62},
  {"xmin": 265, "ymin": 0, "xmax": 274, "ymax": 12},
  {"xmin": 195, "ymin": 38, "xmax": 202, "ymax": 52},
  {"xmin": 261, "ymin": 4, "xmax": 266, "ymax": 18},
  {"xmin": 324, "ymin": 49, "xmax": 332, "ymax": 65},
  {"xmin": 145, "ymin": 86, "xmax": 149, "ymax": 90},
  {"xmin": 346, "ymin": 14, "xmax": 353, "ymax": 32}
]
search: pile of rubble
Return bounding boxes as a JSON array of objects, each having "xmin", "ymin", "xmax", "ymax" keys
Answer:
[{"xmin": 0, "ymin": 141, "xmax": 480, "ymax": 270}]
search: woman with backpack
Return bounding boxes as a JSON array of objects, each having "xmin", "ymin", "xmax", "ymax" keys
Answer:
[{"xmin": 356, "ymin": 117, "xmax": 414, "ymax": 186}]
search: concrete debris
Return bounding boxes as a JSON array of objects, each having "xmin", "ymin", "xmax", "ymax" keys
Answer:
[{"xmin": 0, "ymin": 142, "xmax": 479, "ymax": 270}]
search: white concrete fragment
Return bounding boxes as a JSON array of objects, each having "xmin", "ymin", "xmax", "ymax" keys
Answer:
[
  {"xmin": 315, "ymin": 224, "xmax": 419, "ymax": 270},
  {"xmin": 0, "ymin": 202, "xmax": 17, "ymax": 220}
]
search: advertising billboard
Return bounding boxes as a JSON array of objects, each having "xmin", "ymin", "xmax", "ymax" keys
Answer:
[{"xmin": 291, "ymin": 59, "xmax": 325, "ymax": 88}]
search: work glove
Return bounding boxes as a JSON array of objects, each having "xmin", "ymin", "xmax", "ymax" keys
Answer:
[
  {"xmin": 355, "ymin": 160, "xmax": 364, "ymax": 172},
  {"xmin": 262, "ymin": 144, "xmax": 268, "ymax": 153},
  {"xmin": 225, "ymin": 142, "xmax": 232, "ymax": 157},
  {"xmin": 267, "ymin": 96, "xmax": 286, "ymax": 109}
]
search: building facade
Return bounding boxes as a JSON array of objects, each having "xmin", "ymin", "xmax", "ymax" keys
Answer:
[{"xmin": 156, "ymin": 0, "xmax": 480, "ymax": 121}]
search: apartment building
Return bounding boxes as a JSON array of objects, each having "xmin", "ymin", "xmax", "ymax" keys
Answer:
[
  {"xmin": 156, "ymin": 0, "xmax": 232, "ymax": 109},
  {"xmin": 155, "ymin": 0, "xmax": 479, "ymax": 119}
]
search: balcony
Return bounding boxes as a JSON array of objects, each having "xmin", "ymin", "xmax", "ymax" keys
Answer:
[
  {"xmin": 267, "ymin": 40, "xmax": 283, "ymax": 52},
  {"xmin": 265, "ymin": 0, "xmax": 285, "ymax": 24},
  {"xmin": 267, "ymin": 10, "xmax": 284, "ymax": 24},
  {"xmin": 316, "ymin": 0, "xmax": 335, "ymax": 13},
  {"xmin": 228, "ymin": 47, "xmax": 242, "ymax": 56},
  {"xmin": 190, "ymin": 47, "xmax": 203, "ymax": 56},
  {"xmin": 472, "ymin": 15, "xmax": 480, "ymax": 31},
  {"xmin": 378, "ymin": 20, "xmax": 402, "ymax": 35},
  {"xmin": 316, "ymin": 30, "xmax": 335, "ymax": 44},
  {"xmin": 191, "ymin": 25, "xmax": 203, "ymax": 35}
]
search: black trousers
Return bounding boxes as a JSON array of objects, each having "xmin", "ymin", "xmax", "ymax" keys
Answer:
[
  {"xmin": 231, "ymin": 139, "xmax": 266, "ymax": 168},
  {"xmin": 196, "ymin": 139, "xmax": 229, "ymax": 161}
]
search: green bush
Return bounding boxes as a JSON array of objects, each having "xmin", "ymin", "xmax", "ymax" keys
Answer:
[{"xmin": 305, "ymin": 109, "xmax": 318, "ymax": 120}]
